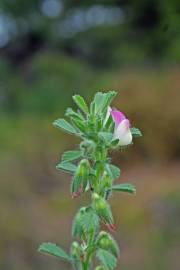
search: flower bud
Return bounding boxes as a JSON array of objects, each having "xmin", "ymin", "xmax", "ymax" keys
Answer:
[
  {"xmin": 97, "ymin": 231, "xmax": 110, "ymax": 248},
  {"xmin": 97, "ymin": 231, "xmax": 120, "ymax": 257},
  {"xmin": 78, "ymin": 159, "xmax": 90, "ymax": 177},
  {"xmin": 92, "ymin": 193, "xmax": 108, "ymax": 212},
  {"xmin": 71, "ymin": 159, "xmax": 90, "ymax": 197},
  {"xmin": 72, "ymin": 207, "xmax": 86, "ymax": 238},
  {"xmin": 101, "ymin": 171, "xmax": 111, "ymax": 190},
  {"xmin": 98, "ymin": 236, "xmax": 111, "ymax": 249},
  {"xmin": 71, "ymin": 241, "xmax": 81, "ymax": 258},
  {"xmin": 92, "ymin": 193, "xmax": 114, "ymax": 228},
  {"xmin": 92, "ymin": 193, "xmax": 104, "ymax": 209}
]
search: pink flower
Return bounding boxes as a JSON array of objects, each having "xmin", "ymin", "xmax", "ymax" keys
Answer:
[{"xmin": 111, "ymin": 109, "xmax": 132, "ymax": 146}]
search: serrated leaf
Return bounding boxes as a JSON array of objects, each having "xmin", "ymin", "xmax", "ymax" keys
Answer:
[
  {"xmin": 56, "ymin": 161, "xmax": 77, "ymax": 173},
  {"xmin": 73, "ymin": 95, "xmax": 89, "ymax": 114},
  {"xmin": 96, "ymin": 249, "xmax": 117, "ymax": 270},
  {"xmin": 111, "ymin": 183, "xmax": 136, "ymax": 194},
  {"xmin": 53, "ymin": 119, "xmax": 77, "ymax": 135},
  {"xmin": 101, "ymin": 91, "xmax": 117, "ymax": 113},
  {"xmin": 94, "ymin": 91, "xmax": 117, "ymax": 114},
  {"xmin": 66, "ymin": 108, "xmax": 84, "ymax": 121},
  {"xmin": 81, "ymin": 208, "xmax": 100, "ymax": 233},
  {"xmin": 38, "ymin": 242, "xmax": 71, "ymax": 262},
  {"xmin": 106, "ymin": 164, "xmax": 120, "ymax": 180},
  {"xmin": 130, "ymin": 127, "xmax": 142, "ymax": 137},
  {"xmin": 72, "ymin": 207, "xmax": 100, "ymax": 238},
  {"xmin": 62, "ymin": 150, "xmax": 82, "ymax": 162}
]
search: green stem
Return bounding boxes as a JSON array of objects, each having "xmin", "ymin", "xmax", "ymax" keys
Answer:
[
  {"xmin": 83, "ymin": 247, "xmax": 95, "ymax": 270},
  {"xmin": 81, "ymin": 147, "xmax": 108, "ymax": 270}
]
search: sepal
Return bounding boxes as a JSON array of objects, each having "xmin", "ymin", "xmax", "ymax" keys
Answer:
[
  {"xmin": 92, "ymin": 193, "xmax": 114, "ymax": 229},
  {"xmin": 130, "ymin": 127, "xmax": 142, "ymax": 137},
  {"xmin": 97, "ymin": 231, "xmax": 120, "ymax": 258},
  {"xmin": 71, "ymin": 159, "xmax": 90, "ymax": 197}
]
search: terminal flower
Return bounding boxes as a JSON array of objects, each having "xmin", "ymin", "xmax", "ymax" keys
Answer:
[{"xmin": 111, "ymin": 109, "xmax": 132, "ymax": 146}]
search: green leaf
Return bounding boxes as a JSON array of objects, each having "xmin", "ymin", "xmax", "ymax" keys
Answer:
[
  {"xmin": 104, "ymin": 114, "xmax": 114, "ymax": 131},
  {"xmin": 81, "ymin": 208, "xmax": 100, "ymax": 233},
  {"xmin": 38, "ymin": 242, "xmax": 71, "ymax": 262},
  {"xmin": 106, "ymin": 164, "xmax": 121, "ymax": 180},
  {"xmin": 101, "ymin": 91, "xmax": 117, "ymax": 113},
  {"xmin": 56, "ymin": 161, "xmax": 77, "ymax": 173},
  {"xmin": 62, "ymin": 150, "xmax": 82, "ymax": 162},
  {"xmin": 110, "ymin": 139, "xmax": 119, "ymax": 148},
  {"xmin": 73, "ymin": 95, "xmax": 89, "ymax": 114},
  {"xmin": 94, "ymin": 91, "xmax": 117, "ymax": 114},
  {"xmin": 66, "ymin": 108, "xmax": 84, "ymax": 121},
  {"xmin": 71, "ymin": 118, "xmax": 86, "ymax": 133},
  {"xmin": 108, "ymin": 235, "xmax": 120, "ymax": 258},
  {"xmin": 71, "ymin": 175, "xmax": 83, "ymax": 195},
  {"xmin": 111, "ymin": 183, "xmax": 136, "ymax": 194},
  {"xmin": 99, "ymin": 132, "xmax": 113, "ymax": 143},
  {"xmin": 93, "ymin": 92, "xmax": 103, "ymax": 113},
  {"xmin": 53, "ymin": 119, "xmax": 77, "ymax": 135},
  {"xmin": 90, "ymin": 101, "xmax": 96, "ymax": 115},
  {"xmin": 72, "ymin": 207, "xmax": 100, "ymax": 238},
  {"xmin": 72, "ymin": 208, "xmax": 84, "ymax": 237},
  {"xmin": 130, "ymin": 127, "xmax": 142, "ymax": 137},
  {"xmin": 96, "ymin": 249, "xmax": 117, "ymax": 270}
]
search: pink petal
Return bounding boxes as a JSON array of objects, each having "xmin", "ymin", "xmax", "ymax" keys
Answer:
[{"xmin": 111, "ymin": 110, "xmax": 126, "ymax": 127}]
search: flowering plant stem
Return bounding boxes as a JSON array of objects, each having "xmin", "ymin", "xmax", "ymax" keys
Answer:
[{"xmin": 38, "ymin": 91, "xmax": 142, "ymax": 270}]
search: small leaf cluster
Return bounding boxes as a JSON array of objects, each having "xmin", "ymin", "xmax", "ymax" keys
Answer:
[{"xmin": 38, "ymin": 91, "xmax": 142, "ymax": 270}]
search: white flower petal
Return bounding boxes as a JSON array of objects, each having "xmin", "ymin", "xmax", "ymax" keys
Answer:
[{"xmin": 113, "ymin": 119, "xmax": 132, "ymax": 146}]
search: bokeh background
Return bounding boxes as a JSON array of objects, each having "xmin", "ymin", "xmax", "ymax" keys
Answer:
[{"xmin": 0, "ymin": 1, "xmax": 180, "ymax": 270}]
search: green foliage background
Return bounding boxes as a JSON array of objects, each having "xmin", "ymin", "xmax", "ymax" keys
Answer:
[{"xmin": 0, "ymin": 1, "xmax": 180, "ymax": 270}]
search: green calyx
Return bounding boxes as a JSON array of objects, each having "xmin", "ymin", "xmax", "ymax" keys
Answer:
[
  {"xmin": 71, "ymin": 159, "xmax": 90, "ymax": 197},
  {"xmin": 71, "ymin": 241, "xmax": 81, "ymax": 257},
  {"xmin": 97, "ymin": 231, "xmax": 120, "ymax": 258},
  {"xmin": 92, "ymin": 193, "xmax": 114, "ymax": 227}
]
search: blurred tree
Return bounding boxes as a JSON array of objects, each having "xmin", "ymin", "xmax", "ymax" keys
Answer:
[{"xmin": 0, "ymin": 0, "xmax": 179, "ymax": 65}]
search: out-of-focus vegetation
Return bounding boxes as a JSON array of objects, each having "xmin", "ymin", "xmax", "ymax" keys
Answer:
[
  {"xmin": 0, "ymin": 0, "xmax": 180, "ymax": 65},
  {"xmin": 0, "ymin": 1, "xmax": 180, "ymax": 270}
]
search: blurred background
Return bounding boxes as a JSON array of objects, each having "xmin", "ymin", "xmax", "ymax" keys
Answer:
[{"xmin": 0, "ymin": 1, "xmax": 180, "ymax": 269}]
